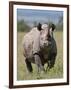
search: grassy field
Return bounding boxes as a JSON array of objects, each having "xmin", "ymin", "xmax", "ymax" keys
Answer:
[{"xmin": 17, "ymin": 31, "xmax": 63, "ymax": 80}]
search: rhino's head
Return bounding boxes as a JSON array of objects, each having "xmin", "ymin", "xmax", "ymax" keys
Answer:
[{"xmin": 40, "ymin": 23, "xmax": 56, "ymax": 48}]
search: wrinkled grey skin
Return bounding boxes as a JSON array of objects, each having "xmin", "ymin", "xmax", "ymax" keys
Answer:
[{"xmin": 22, "ymin": 24, "xmax": 57, "ymax": 73}]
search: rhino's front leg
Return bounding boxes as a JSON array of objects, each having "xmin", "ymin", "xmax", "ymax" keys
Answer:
[
  {"xmin": 25, "ymin": 58, "xmax": 33, "ymax": 73},
  {"xmin": 34, "ymin": 54, "xmax": 44, "ymax": 73}
]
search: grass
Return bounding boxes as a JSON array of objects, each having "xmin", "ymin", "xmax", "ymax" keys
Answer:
[{"xmin": 17, "ymin": 31, "xmax": 63, "ymax": 80}]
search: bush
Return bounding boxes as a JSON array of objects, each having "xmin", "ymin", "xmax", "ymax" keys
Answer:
[{"xmin": 17, "ymin": 20, "xmax": 30, "ymax": 32}]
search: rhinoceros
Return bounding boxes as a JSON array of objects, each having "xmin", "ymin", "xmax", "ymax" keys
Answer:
[{"xmin": 22, "ymin": 23, "xmax": 57, "ymax": 73}]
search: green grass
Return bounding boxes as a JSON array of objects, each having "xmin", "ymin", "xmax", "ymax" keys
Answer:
[{"xmin": 17, "ymin": 31, "xmax": 63, "ymax": 80}]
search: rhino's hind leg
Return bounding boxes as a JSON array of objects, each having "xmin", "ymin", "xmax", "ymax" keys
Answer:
[{"xmin": 25, "ymin": 58, "xmax": 33, "ymax": 73}]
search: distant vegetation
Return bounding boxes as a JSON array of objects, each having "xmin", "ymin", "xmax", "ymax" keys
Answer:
[
  {"xmin": 17, "ymin": 20, "xmax": 30, "ymax": 32},
  {"xmin": 56, "ymin": 16, "xmax": 63, "ymax": 31},
  {"xmin": 17, "ymin": 16, "xmax": 63, "ymax": 32}
]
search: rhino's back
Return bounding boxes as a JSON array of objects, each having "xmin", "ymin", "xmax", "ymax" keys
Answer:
[{"xmin": 22, "ymin": 28, "xmax": 39, "ymax": 58}]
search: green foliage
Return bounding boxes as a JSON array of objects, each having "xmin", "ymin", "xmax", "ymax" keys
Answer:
[
  {"xmin": 17, "ymin": 20, "xmax": 30, "ymax": 32},
  {"xmin": 56, "ymin": 16, "xmax": 63, "ymax": 31}
]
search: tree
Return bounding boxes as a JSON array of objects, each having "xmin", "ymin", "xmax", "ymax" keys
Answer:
[
  {"xmin": 17, "ymin": 20, "xmax": 30, "ymax": 32},
  {"xmin": 56, "ymin": 16, "xmax": 63, "ymax": 31}
]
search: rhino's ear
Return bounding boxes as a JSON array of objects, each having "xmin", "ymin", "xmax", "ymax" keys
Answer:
[
  {"xmin": 49, "ymin": 23, "xmax": 56, "ymax": 31},
  {"xmin": 37, "ymin": 23, "xmax": 42, "ymax": 31},
  {"xmin": 52, "ymin": 24, "xmax": 56, "ymax": 31}
]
